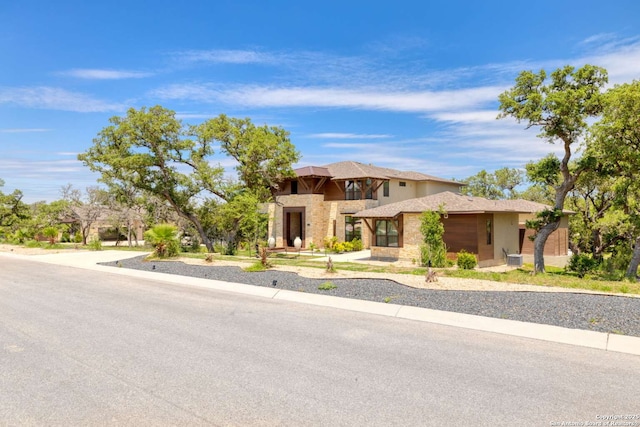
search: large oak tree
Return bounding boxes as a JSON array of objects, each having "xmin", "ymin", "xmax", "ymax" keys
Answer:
[
  {"xmin": 498, "ymin": 65, "xmax": 608, "ymax": 273},
  {"xmin": 78, "ymin": 106, "xmax": 299, "ymax": 252}
]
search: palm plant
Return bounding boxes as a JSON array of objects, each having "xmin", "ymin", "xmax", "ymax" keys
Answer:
[{"xmin": 144, "ymin": 224, "xmax": 180, "ymax": 258}]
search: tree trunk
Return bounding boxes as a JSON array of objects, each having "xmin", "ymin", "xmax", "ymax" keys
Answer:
[
  {"xmin": 533, "ymin": 220, "xmax": 561, "ymax": 274},
  {"xmin": 625, "ymin": 236, "xmax": 640, "ymax": 280}
]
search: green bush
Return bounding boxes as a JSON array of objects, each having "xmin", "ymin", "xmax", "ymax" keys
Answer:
[
  {"xmin": 144, "ymin": 224, "xmax": 180, "ymax": 258},
  {"xmin": 24, "ymin": 240, "xmax": 43, "ymax": 248},
  {"xmin": 333, "ymin": 242, "xmax": 346, "ymax": 253},
  {"xmin": 566, "ymin": 253, "xmax": 599, "ymax": 278},
  {"xmin": 318, "ymin": 281, "xmax": 337, "ymax": 291},
  {"xmin": 456, "ymin": 250, "xmax": 477, "ymax": 270},
  {"xmin": 419, "ymin": 211, "xmax": 447, "ymax": 268},
  {"xmin": 324, "ymin": 236, "xmax": 338, "ymax": 250},
  {"xmin": 351, "ymin": 238, "xmax": 364, "ymax": 251},
  {"xmin": 342, "ymin": 241, "xmax": 354, "ymax": 252},
  {"xmin": 88, "ymin": 238, "xmax": 102, "ymax": 251}
]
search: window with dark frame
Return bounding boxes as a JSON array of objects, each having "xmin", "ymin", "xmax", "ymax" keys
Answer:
[
  {"xmin": 375, "ymin": 219, "xmax": 399, "ymax": 247},
  {"xmin": 291, "ymin": 180, "xmax": 298, "ymax": 194},
  {"xmin": 486, "ymin": 219, "xmax": 492, "ymax": 245},
  {"xmin": 345, "ymin": 216, "xmax": 362, "ymax": 242},
  {"xmin": 399, "ymin": 181, "xmax": 406, "ymax": 187},
  {"xmin": 345, "ymin": 180, "xmax": 362, "ymax": 200},
  {"xmin": 383, "ymin": 181, "xmax": 389, "ymax": 197}
]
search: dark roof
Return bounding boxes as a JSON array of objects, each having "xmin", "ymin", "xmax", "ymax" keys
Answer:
[
  {"xmin": 353, "ymin": 191, "xmax": 568, "ymax": 218},
  {"xmin": 293, "ymin": 166, "xmax": 332, "ymax": 178}
]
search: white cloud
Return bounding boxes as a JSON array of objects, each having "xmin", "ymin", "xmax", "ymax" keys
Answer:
[
  {"xmin": 153, "ymin": 83, "xmax": 506, "ymax": 113},
  {"xmin": 61, "ymin": 68, "xmax": 153, "ymax": 79},
  {"xmin": 0, "ymin": 86, "xmax": 125, "ymax": 112},
  {"xmin": 172, "ymin": 49, "xmax": 278, "ymax": 65},
  {"xmin": 308, "ymin": 133, "xmax": 392, "ymax": 139},
  {"xmin": 0, "ymin": 128, "xmax": 51, "ymax": 133}
]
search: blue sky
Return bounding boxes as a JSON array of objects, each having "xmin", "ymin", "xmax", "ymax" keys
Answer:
[{"xmin": 2, "ymin": 0, "xmax": 640, "ymax": 203}]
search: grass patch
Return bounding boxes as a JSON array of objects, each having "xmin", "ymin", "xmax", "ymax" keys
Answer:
[
  {"xmin": 318, "ymin": 281, "xmax": 337, "ymax": 291},
  {"xmin": 244, "ymin": 262, "xmax": 269, "ymax": 272}
]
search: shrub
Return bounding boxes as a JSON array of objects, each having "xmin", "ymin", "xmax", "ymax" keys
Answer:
[
  {"xmin": 566, "ymin": 253, "xmax": 599, "ymax": 278},
  {"xmin": 88, "ymin": 238, "xmax": 102, "ymax": 251},
  {"xmin": 333, "ymin": 242, "xmax": 347, "ymax": 253},
  {"xmin": 42, "ymin": 226, "xmax": 58, "ymax": 245},
  {"xmin": 351, "ymin": 238, "xmax": 364, "ymax": 251},
  {"xmin": 342, "ymin": 241, "xmax": 354, "ymax": 252},
  {"xmin": 144, "ymin": 224, "xmax": 180, "ymax": 258},
  {"xmin": 420, "ymin": 211, "xmax": 447, "ymax": 268},
  {"xmin": 323, "ymin": 236, "xmax": 338, "ymax": 250},
  {"xmin": 456, "ymin": 250, "xmax": 477, "ymax": 270}
]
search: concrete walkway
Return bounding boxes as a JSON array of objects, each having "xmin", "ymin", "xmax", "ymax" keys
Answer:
[{"xmin": 1, "ymin": 249, "xmax": 639, "ymax": 356}]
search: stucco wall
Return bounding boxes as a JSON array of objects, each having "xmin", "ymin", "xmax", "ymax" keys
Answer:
[
  {"xmin": 493, "ymin": 213, "xmax": 520, "ymax": 261},
  {"xmin": 382, "ymin": 179, "xmax": 418, "ymax": 204},
  {"xmin": 416, "ymin": 181, "xmax": 463, "ymax": 197}
]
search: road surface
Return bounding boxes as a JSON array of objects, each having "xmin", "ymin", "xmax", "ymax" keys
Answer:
[{"xmin": 1, "ymin": 258, "xmax": 638, "ymax": 426}]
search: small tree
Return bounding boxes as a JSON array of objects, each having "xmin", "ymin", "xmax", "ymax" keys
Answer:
[
  {"xmin": 144, "ymin": 224, "xmax": 180, "ymax": 258},
  {"xmin": 420, "ymin": 210, "xmax": 447, "ymax": 268},
  {"xmin": 42, "ymin": 226, "xmax": 59, "ymax": 245}
]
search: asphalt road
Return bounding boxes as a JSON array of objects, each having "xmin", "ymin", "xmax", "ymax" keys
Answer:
[{"xmin": 1, "ymin": 258, "xmax": 639, "ymax": 426}]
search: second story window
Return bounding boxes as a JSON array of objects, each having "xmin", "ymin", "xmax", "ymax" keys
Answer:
[
  {"xmin": 399, "ymin": 181, "xmax": 407, "ymax": 187},
  {"xmin": 291, "ymin": 181, "xmax": 298, "ymax": 194},
  {"xmin": 345, "ymin": 180, "xmax": 361, "ymax": 200},
  {"xmin": 383, "ymin": 181, "xmax": 389, "ymax": 197}
]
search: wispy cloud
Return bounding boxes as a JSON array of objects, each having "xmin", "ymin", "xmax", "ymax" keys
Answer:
[
  {"xmin": 171, "ymin": 49, "xmax": 278, "ymax": 65},
  {"xmin": 0, "ymin": 86, "xmax": 125, "ymax": 112},
  {"xmin": 0, "ymin": 128, "xmax": 51, "ymax": 133},
  {"xmin": 153, "ymin": 83, "xmax": 506, "ymax": 113},
  {"xmin": 308, "ymin": 133, "xmax": 392, "ymax": 139},
  {"xmin": 61, "ymin": 68, "xmax": 154, "ymax": 80}
]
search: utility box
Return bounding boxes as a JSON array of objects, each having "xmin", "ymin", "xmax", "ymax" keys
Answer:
[{"xmin": 507, "ymin": 254, "xmax": 523, "ymax": 267}]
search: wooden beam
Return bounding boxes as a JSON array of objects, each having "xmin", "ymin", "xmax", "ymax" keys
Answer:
[
  {"xmin": 313, "ymin": 177, "xmax": 327, "ymax": 193},
  {"xmin": 298, "ymin": 177, "xmax": 310, "ymax": 191}
]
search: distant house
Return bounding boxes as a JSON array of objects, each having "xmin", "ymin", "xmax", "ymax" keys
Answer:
[{"xmin": 268, "ymin": 161, "xmax": 570, "ymax": 266}]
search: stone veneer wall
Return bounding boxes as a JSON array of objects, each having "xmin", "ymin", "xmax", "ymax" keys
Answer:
[{"xmin": 267, "ymin": 196, "xmax": 378, "ymax": 248}]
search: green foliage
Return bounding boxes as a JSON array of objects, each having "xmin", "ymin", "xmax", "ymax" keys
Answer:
[
  {"xmin": 87, "ymin": 238, "xmax": 102, "ymax": 251},
  {"xmin": 350, "ymin": 238, "xmax": 364, "ymax": 251},
  {"xmin": 318, "ymin": 281, "xmax": 337, "ymax": 291},
  {"xmin": 566, "ymin": 253, "xmax": 600, "ymax": 278},
  {"xmin": 24, "ymin": 240, "xmax": 43, "ymax": 248},
  {"xmin": 78, "ymin": 106, "xmax": 300, "ymax": 253},
  {"xmin": 498, "ymin": 65, "xmax": 608, "ymax": 274},
  {"xmin": 324, "ymin": 236, "xmax": 338, "ymax": 250},
  {"xmin": 42, "ymin": 226, "xmax": 59, "ymax": 245},
  {"xmin": 144, "ymin": 224, "xmax": 180, "ymax": 258},
  {"xmin": 525, "ymin": 154, "xmax": 561, "ymax": 187},
  {"xmin": 462, "ymin": 168, "xmax": 523, "ymax": 200},
  {"xmin": 419, "ymin": 210, "xmax": 447, "ymax": 268},
  {"xmin": 456, "ymin": 250, "xmax": 477, "ymax": 270},
  {"xmin": 332, "ymin": 242, "xmax": 346, "ymax": 253},
  {"xmin": 244, "ymin": 262, "xmax": 268, "ymax": 272}
]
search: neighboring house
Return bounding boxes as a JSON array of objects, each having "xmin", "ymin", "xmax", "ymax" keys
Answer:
[
  {"xmin": 268, "ymin": 160, "xmax": 571, "ymax": 267},
  {"xmin": 267, "ymin": 161, "xmax": 463, "ymax": 250},
  {"xmin": 64, "ymin": 205, "xmax": 146, "ymax": 244},
  {"xmin": 353, "ymin": 191, "xmax": 570, "ymax": 267}
]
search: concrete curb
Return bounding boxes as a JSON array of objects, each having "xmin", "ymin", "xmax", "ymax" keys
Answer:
[{"xmin": 2, "ymin": 251, "xmax": 639, "ymax": 356}]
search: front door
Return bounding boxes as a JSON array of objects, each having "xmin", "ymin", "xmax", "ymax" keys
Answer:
[{"xmin": 284, "ymin": 208, "xmax": 305, "ymax": 247}]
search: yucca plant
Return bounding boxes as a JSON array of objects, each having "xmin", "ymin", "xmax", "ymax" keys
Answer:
[
  {"xmin": 144, "ymin": 224, "xmax": 180, "ymax": 258},
  {"xmin": 42, "ymin": 226, "xmax": 59, "ymax": 245}
]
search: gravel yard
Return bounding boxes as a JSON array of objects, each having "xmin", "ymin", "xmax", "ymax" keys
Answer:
[{"xmin": 102, "ymin": 255, "xmax": 640, "ymax": 337}]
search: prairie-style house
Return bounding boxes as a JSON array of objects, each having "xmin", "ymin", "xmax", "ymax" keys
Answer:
[{"xmin": 267, "ymin": 161, "xmax": 569, "ymax": 267}]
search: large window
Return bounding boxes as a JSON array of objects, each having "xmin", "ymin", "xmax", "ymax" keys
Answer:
[
  {"xmin": 345, "ymin": 180, "xmax": 362, "ymax": 200},
  {"xmin": 345, "ymin": 216, "xmax": 362, "ymax": 241},
  {"xmin": 375, "ymin": 219, "xmax": 399, "ymax": 247}
]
